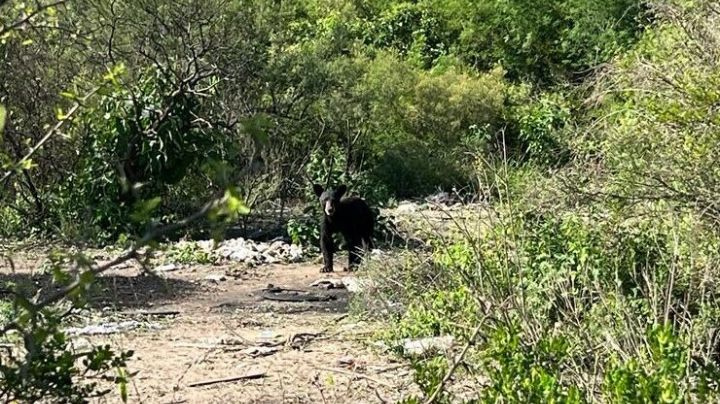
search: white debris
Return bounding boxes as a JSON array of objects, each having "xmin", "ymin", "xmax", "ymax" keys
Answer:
[
  {"xmin": 395, "ymin": 201, "xmax": 419, "ymax": 213},
  {"xmin": 66, "ymin": 321, "xmax": 142, "ymax": 336}
]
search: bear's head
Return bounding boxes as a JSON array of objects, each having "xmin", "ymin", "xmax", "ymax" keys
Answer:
[{"xmin": 313, "ymin": 184, "xmax": 347, "ymax": 217}]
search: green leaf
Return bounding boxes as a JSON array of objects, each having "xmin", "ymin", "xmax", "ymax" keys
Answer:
[
  {"xmin": 79, "ymin": 270, "xmax": 95, "ymax": 287},
  {"xmin": 60, "ymin": 91, "xmax": 78, "ymax": 100},
  {"xmin": 17, "ymin": 159, "xmax": 35, "ymax": 171},
  {"xmin": 0, "ymin": 105, "xmax": 6, "ymax": 134},
  {"xmin": 118, "ymin": 368, "xmax": 129, "ymax": 403},
  {"xmin": 130, "ymin": 197, "xmax": 162, "ymax": 222},
  {"xmin": 240, "ymin": 114, "xmax": 272, "ymax": 146},
  {"xmin": 55, "ymin": 107, "xmax": 67, "ymax": 120}
]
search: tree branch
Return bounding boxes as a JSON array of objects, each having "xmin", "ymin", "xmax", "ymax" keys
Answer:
[
  {"xmin": 0, "ymin": 0, "xmax": 67, "ymax": 38},
  {"xmin": 0, "ymin": 88, "xmax": 98, "ymax": 186}
]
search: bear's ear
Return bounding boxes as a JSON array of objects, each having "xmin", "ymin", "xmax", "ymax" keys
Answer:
[
  {"xmin": 336, "ymin": 184, "xmax": 347, "ymax": 198},
  {"xmin": 313, "ymin": 184, "xmax": 324, "ymax": 197}
]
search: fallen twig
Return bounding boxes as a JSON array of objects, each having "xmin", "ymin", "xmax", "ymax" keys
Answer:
[
  {"xmin": 124, "ymin": 310, "xmax": 181, "ymax": 317},
  {"xmin": 187, "ymin": 371, "xmax": 266, "ymax": 388},
  {"xmin": 333, "ymin": 313, "xmax": 349, "ymax": 323},
  {"xmin": 371, "ymin": 364, "xmax": 408, "ymax": 374},
  {"xmin": 317, "ymin": 367, "xmax": 393, "ymax": 388}
]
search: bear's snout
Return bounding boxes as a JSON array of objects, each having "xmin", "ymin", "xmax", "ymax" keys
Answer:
[{"xmin": 324, "ymin": 201, "xmax": 335, "ymax": 216}]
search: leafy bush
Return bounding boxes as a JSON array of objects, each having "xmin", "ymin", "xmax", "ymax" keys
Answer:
[
  {"xmin": 480, "ymin": 324, "xmax": 582, "ymax": 403},
  {"xmin": 604, "ymin": 324, "xmax": 720, "ymax": 403},
  {"xmin": 164, "ymin": 242, "xmax": 214, "ymax": 265},
  {"xmin": 362, "ymin": 189, "xmax": 720, "ymax": 401},
  {"xmin": 508, "ymin": 90, "xmax": 572, "ymax": 166},
  {"xmin": 577, "ymin": 1, "xmax": 720, "ymax": 228}
]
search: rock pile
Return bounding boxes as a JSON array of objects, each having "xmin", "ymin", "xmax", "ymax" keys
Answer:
[{"xmin": 195, "ymin": 238, "xmax": 304, "ymax": 266}]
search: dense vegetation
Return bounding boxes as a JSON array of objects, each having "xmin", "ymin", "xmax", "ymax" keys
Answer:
[{"xmin": 4, "ymin": 0, "xmax": 720, "ymax": 402}]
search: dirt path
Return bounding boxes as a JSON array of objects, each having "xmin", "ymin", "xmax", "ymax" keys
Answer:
[{"xmin": 77, "ymin": 261, "xmax": 416, "ymax": 403}]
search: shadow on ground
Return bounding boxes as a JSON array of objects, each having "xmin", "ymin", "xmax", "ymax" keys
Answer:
[{"xmin": 0, "ymin": 271, "xmax": 199, "ymax": 310}]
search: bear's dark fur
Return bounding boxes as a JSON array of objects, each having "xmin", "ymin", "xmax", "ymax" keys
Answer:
[{"xmin": 313, "ymin": 184, "xmax": 374, "ymax": 272}]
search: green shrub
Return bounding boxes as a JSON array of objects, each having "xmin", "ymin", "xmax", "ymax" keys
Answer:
[
  {"xmin": 365, "ymin": 200, "xmax": 720, "ymax": 401},
  {"xmin": 164, "ymin": 242, "xmax": 214, "ymax": 265},
  {"xmin": 480, "ymin": 323, "xmax": 583, "ymax": 403},
  {"xmin": 604, "ymin": 324, "xmax": 719, "ymax": 403},
  {"xmin": 392, "ymin": 286, "xmax": 479, "ymax": 340}
]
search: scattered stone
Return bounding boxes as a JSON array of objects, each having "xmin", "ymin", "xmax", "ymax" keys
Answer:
[
  {"xmin": 204, "ymin": 273, "xmax": 227, "ymax": 283},
  {"xmin": 66, "ymin": 320, "xmax": 142, "ymax": 336},
  {"xmin": 257, "ymin": 330, "xmax": 282, "ymax": 345},
  {"xmin": 194, "ymin": 237, "xmax": 305, "ymax": 267},
  {"xmin": 242, "ymin": 346, "xmax": 281, "ymax": 358},
  {"xmin": 426, "ymin": 191, "xmax": 458, "ymax": 206},
  {"xmin": 395, "ymin": 201, "xmax": 419, "ymax": 213},
  {"xmin": 155, "ymin": 263, "xmax": 178, "ymax": 272},
  {"xmin": 337, "ymin": 356, "xmax": 355, "ymax": 367}
]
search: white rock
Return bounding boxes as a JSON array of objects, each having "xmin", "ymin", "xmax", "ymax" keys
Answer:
[
  {"xmin": 310, "ymin": 279, "xmax": 345, "ymax": 289},
  {"xmin": 341, "ymin": 276, "xmax": 375, "ymax": 293},
  {"xmin": 229, "ymin": 249, "xmax": 251, "ymax": 262},
  {"xmin": 400, "ymin": 336, "xmax": 455, "ymax": 356},
  {"xmin": 155, "ymin": 263, "xmax": 178, "ymax": 272},
  {"xmin": 204, "ymin": 274, "xmax": 227, "ymax": 282}
]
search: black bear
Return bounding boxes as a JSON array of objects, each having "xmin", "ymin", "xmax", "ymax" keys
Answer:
[{"xmin": 313, "ymin": 184, "xmax": 374, "ymax": 273}]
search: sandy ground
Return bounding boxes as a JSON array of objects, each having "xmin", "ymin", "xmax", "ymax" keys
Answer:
[{"xmin": 40, "ymin": 259, "xmax": 420, "ymax": 404}]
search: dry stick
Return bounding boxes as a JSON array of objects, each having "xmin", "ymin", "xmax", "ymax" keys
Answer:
[
  {"xmin": 317, "ymin": 367, "xmax": 393, "ymax": 388},
  {"xmin": 187, "ymin": 371, "xmax": 266, "ymax": 388},
  {"xmin": 424, "ymin": 318, "xmax": 487, "ymax": 404},
  {"xmin": 124, "ymin": 309, "xmax": 181, "ymax": 317}
]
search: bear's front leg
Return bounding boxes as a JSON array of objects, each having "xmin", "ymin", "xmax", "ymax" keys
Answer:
[{"xmin": 320, "ymin": 227, "xmax": 334, "ymax": 273}]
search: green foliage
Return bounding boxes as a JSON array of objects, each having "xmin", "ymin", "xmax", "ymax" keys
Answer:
[
  {"xmin": 391, "ymin": 287, "xmax": 479, "ymax": 340},
  {"xmin": 448, "ymin": 0, "xmax": 645, "ymax": 84},
  {"xmin": 509, "ymin": 90, "xmax": 572, "ymax": 166},
  {"xmin": 365, "ymin": 198, "xmax": 720, "ymax": 400},
  {"xmin": 405, "ymin": 356, "xmax": 450, "ymax": 403},
  {"xmin": 287, "ymin": 216, "xmax": 321, "ymax": 247},
  {"xmin": 0, "ymin": 105, "xmax": 6, "ymax": 134},
  {"xmin": 1, "ymin": 252, "xmax": 134, "ymax": 403},
  {"xmin": 164, "ymin": 242, "xmax": 213, "ymax": 265},
  {"xmin": 578, "ymin": 2, "xmax": 720, "ymax": 229},
  {"xmin": 53, "ymin": 66, "xmax": 223, "ymax": 241},
  {"xmin": 604, "ymin": 324, "xmax": 719, "ymax": 403},
  {"xmin": 1, "ymin": 331, "xmax": 132, "ymax": 404},
  {"xmin": 0, "ymin": 300, "xmax": 12, "ymax": 328},
  {"xmin": 480, "ymin": 324, "xmax": 582, "ymax": 403}
]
